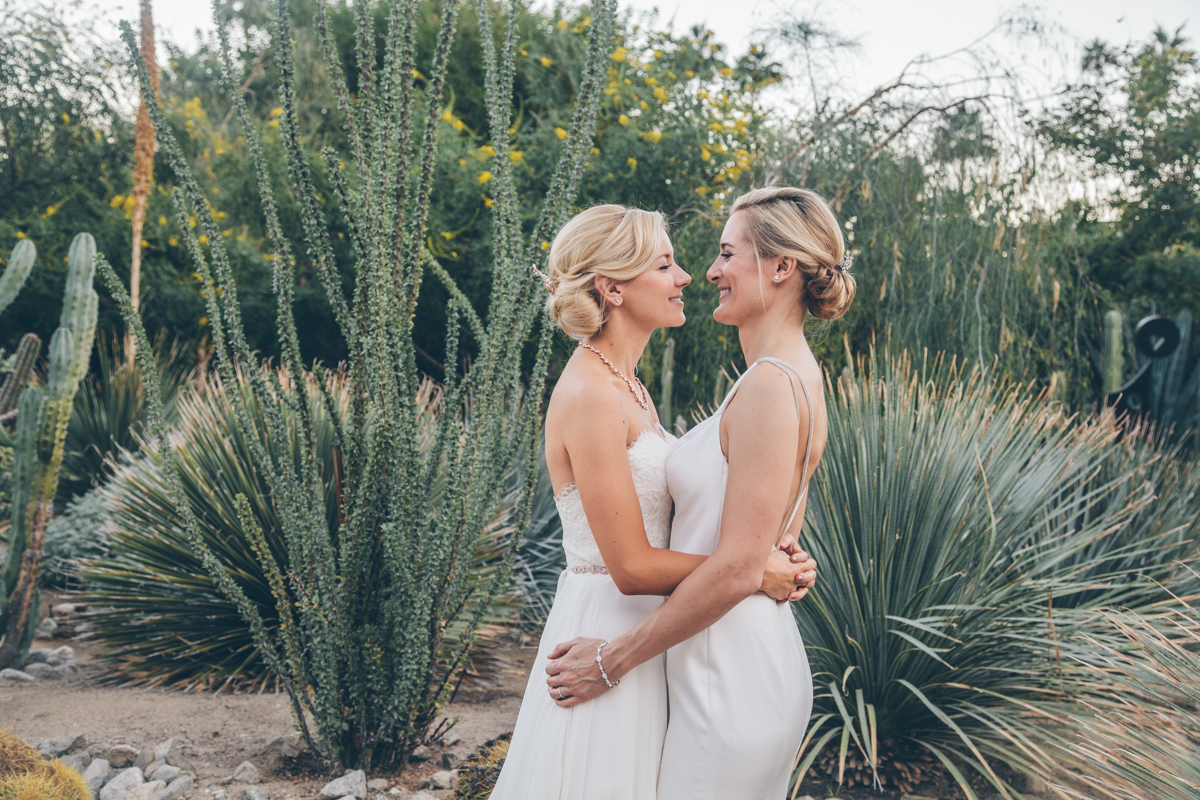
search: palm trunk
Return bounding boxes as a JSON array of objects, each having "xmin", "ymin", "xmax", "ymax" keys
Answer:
[{"xmin": 127, "ymin": 0, "xmax": 159, "ymax": 363}]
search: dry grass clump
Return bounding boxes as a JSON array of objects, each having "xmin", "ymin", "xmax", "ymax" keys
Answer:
[
  {"xmin": 0, "ymin": 731, "xmax": 89, "ymax": 800},
  {"xmin": 451, "ymin": 733, "xmax": 512, "ymax": 800}
]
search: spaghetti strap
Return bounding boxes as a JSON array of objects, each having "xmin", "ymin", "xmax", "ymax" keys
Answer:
[{"xmin": 716, "ymin": 358, "xmax": 815, "ymax": 538}]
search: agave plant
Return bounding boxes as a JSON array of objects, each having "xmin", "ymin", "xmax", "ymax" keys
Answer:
[
  {"xmin": 1062, "ymin": 595, "xmax": 1200, "ymax": 800},
  {"xmin": 79, "ymin": 368, "xmax": 517, "ymax": 690},
  {"xmin": 789, "ymin": 350, "xmax": 1190, "ymax": 800},
  {"xmin": 96, "ymin": 0, "xmax": 616, "ymax": 770}
]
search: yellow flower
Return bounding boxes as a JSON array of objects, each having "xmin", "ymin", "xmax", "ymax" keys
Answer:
[
  {"xmin": 480, "ymin": 145, "xmax": 496, "ymax": 157},
  {"xmin": 720, "ymin": 68, "xmax": 734, "ymax": 77},
  {"xmin": 541, "ymin": 240, "xmax": 550, "ymax": 250},
  {"xmin": 653, "ymin": 87, "xmax": 667, "ymax": 103},
  {"xmin": 653, "ymin": 50, "xmax": 663, "ymax": 59},
  {"xmin": 198, "ymin": 235, "xmax": 209, "ymax": 244},
  {"xmin": 610, "ymin": 47, "xmax": 627, "ymax": 61},
  {"xmin": 509, "ymin": 150, "xmax": 524, "ymax": 162},
  {"xmin": 158, "ymin": 216, "xmax": 167, "ymax": 225},
  {"xmin": 478, "ymin": 171, "xmax": 493, "ymax": 184},
  {"xmin": 639, "ymin": 101, "xmax": 648, "ymax": 110},
  {"xmin": 697, "ymin": 90, "xmax": 709, "ymax": 101},
  {"xmin": 520, "ymin": 48, "xmax": 528, "ymax": 56},
  {"xmin": 42, "ymin": 202, "xmax": 62, "ymax": 218},
  {"xmin": 644, "ymin": 131, "xmax": 662, "ymax": 143},
  {"xmin": 215, "ymin": 211, "xmax": 227, "ymax": 219},
  {"xmin": 442, "ymin": 109, "xmax": 454, "ymax": 123},
  {"xmin": 696, "ymin": 186, "xmax": 709, "ymax": 196},
  {"xmin": 627, "ymin": 157, "xmax": 638, "ymax": 168},
  {"xmin": 199, "ymin": 317, "xmax": 208, "ymax": 326},
  {"xmin": 412, "ymin": 69, "xmax": 423, "ymax": 79},
  {"xmin": 685, "ymin": 70, "xmax": 695, "ymax": 78},
  {"xmin": 556, "ymin": 19, "xmax": 568, "ymax": 29},
  {"xmin": 452, "ymin": 119, "xmax": 465, "ymax": 131},
  {"xmin": 482, "ymin": 195, "xmax": 494, "ymax": 207},
  {"xmin": 555, "ymin": 127, "xmax": 569, "ymax": 139},
  {"xmin": 15, "ymin": 231, "xmax": 25, "ymax": 239},
  {"xmin": 271, "ymin": 107, "xmax": 283, "ymax": 117},
  {"xmin": 168, "ymin": 236, "xmax": 178, "ymax": 247},
  {"xmin": 590, "ymin": 147, "xmax": 600, "ymax": 154},
  {"xmin": 540, "ymin": 57, "xmax": 554, "ymax": 68},
  {"xmin": 645, "ymin": 76, "xmax": 659, "ymax": 86},
  {"xmin": 701, "ymin": 147, "xmax": 711, "ymax": 162},
  {"xmin": 441, "ymin": 231, "xmax": 453, "ymax": 240},
  {"xmin": 110, "ymin": 194, "xmax": 125, "ymax": 208},
  {"xmin": 267, "ymin": 119, "xmax": 279, "ymax": 127},
  {"xmin": 458, "ymin": 158, "xmax": 467, "ymax": 167},
  {"xmin": 61, "ymin": 112, "xmax": 70, "ymax": 123},
  {"xmin": 618, "ymin": 114, "xmax": 629, "ymax": 126}
]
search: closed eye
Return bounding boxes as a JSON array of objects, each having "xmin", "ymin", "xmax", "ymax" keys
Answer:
[{"xmin": 720, "ymin": 252, "xmax": 733, "ymax": 260}]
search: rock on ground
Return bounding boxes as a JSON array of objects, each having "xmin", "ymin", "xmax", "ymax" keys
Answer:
[
  {"xmin": 149, "ymin": 764, "xmax": 181, "ymax": 783},
  {"xmin": 152, "ymin": 739, "xmax": 174, "ymax": 762},
  {"xmin": 82, "ymin": 758, "xmax": 112, "ymax": 796},
  {"xmin": 62, "ymin": 750, "xmax": 92, "ymax": 772},
  {"xmin": 418, "ymin": 771, "xmax": 455, "ymax": 790},
  {"xmin": 0, "ymin": 668, "xmax": 34, "ymax": 681},
  {"xmin": 232, "ymin": 760, "xmax": 260, "ymax": 784},
  {"xmin": 366, "ymin": 779, "xmax": 388, "ymax": 791},
  {"xmin": 99, "ymin": 767, "xmax": 145, "ymax": 800},
  {"xmin": 133, "ymin": 748, "xmax": 154, "ymax": 771},
  {"xmin": 129, "ymin": 781, "xmax": 166, "ymax": 800},
  {"xmin": 38, "ymin": 732, "xmax": 87, "ymax": 757},
  {"xmin": 320, "ymin": 769, "xmax": 367, "ymax": 798},
  {"xmin": 161, "ymin": 774, "xmax": 193, "ymax": 799},
  {"xmin": 238, "ymin": 787, "xmax": 270, "ymax": 800},
  {"xmin": 106, "ymin": 745, "xmax": 139, "ymax": 769}
]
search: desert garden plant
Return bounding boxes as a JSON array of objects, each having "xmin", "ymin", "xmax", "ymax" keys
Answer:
[
  {"xmin": 95, "ymin": 0, "xmax": 616, "ymax": 770},
  {"xmin": 789, "ymin": 351, "xmax": 1192, "ymax": 799},
  {"xmin": 0, "ymin": 233, "xmax": 97, "ymax": 669}
]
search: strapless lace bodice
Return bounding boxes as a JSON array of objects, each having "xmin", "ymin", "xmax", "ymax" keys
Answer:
[{"xmin": 554, "ymin": 429, "xmax": 675, "ymax": 571}]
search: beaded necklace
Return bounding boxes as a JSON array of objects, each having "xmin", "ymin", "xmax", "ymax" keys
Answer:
[{"xmin": 578, "ymin": 342, "xmax": 649, "ymax": 411}]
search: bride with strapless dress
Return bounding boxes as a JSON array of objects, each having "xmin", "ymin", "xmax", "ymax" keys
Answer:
[{"xmin": 488, "ymin": 429, "xmax": 676, "ymax": 799}]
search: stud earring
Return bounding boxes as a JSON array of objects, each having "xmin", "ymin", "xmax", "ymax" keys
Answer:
[{"xmin": 773, "ymin": 275, "xmax": 781, "ymax": 282}]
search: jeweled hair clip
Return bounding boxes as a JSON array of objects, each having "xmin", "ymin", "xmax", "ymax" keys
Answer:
[
  {"xmin": 835, "ymin": 253, "xmax": 853, "ymax": 273},
  {"xmin": 532, "ymin": 266, "xmax": 555, "ymax": 293}
]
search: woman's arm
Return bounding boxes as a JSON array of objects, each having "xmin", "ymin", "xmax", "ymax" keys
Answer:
[
  {"xmin": 561, "ymin": 376, "xmax": 809, "ymax": 598},
  {"xmin": 546, "ymin": 365, "xmax": 805, "ymax": 704}
]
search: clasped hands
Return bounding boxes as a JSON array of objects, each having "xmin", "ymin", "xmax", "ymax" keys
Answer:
[{"xmin": 545, "ymin": 538, "xmax": 816, "ymax": 708}]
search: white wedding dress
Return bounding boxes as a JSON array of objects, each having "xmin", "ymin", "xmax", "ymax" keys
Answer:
[
  {"xmin": 489, "ymin": 429, "xmax": 675, "ymax": 800},
  {"xmin": 658, "ymin": 357, "xmax": 815, "ymax": 800}
]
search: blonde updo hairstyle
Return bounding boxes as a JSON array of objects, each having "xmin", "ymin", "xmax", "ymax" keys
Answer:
[
  {"xmin": 544, "ymin": 204, "xmax": 668, "ymax": 341},
  {"xmin": 729, "ymin": 187, "xmax": 856, "ymax": 321}
]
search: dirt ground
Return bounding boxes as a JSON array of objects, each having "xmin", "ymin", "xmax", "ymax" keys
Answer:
[{"xmin": 1, "ymin": 627, "xmax": 532, "ymax": 799}]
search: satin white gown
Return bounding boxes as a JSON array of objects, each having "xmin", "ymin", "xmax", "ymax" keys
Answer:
[
  {"xmin": 658, "ymin": 357, "xmax": 815, "ymax": 800},
  {"xmin": 489, "ymin": 430, "xmax": 675, "ymax": 800}
]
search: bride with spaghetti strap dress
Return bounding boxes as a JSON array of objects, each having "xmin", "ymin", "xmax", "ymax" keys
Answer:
[
  {"xmin": 489, "ymin": 429, "xmax": 675, "ymax": 800},
  {"xmin": 658, "ymin": 357, "xmax": 815, "ymax": 800}
]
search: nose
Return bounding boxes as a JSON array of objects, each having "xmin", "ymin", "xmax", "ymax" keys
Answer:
[
  {"xmin": 706, "ymin": 261, "xmax": 720, "ymax": 284},
  {"xmin": 674, "ymin": 264, "xmax": 692, "ymax": 287}
]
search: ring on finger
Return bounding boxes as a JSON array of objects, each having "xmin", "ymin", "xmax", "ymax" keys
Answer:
[{"xmin": 556, "ymin": 687, "xmax": 566, "ymax": 699}]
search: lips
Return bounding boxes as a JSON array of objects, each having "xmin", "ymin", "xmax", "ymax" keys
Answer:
[
  {"xmin": 669, "ymin": 295, "xmax": 684, "ymax": 305},
  {"xmin": 718, "ymin": 287, "xmax": 730, "ymax": 302}
]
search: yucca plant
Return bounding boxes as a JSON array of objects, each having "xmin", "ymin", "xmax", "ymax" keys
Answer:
[
  {"xmin": 78, "ymin": 368, "xmax": 516, "ymax": 689},
  {"xmin": 96, "ymin": 0, "xmax": 615, "ymax": 771},
  {"xmin": 789, "ymin": 350, "xmax": 1188, "ymax": 800},
  {"xmin": 1062, "ymin": 594, "xmax": 1200, "ymax": 800}
]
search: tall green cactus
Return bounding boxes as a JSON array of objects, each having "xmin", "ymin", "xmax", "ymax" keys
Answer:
[
  {"xmin": 0, "ymin": 240, "xmax": 36, "ymax": 315},
  {"xmin": 0, "ymin": 233, "xmax": 97, "ymax": 669},
  {"xmin": 0, "ymin": 334, "xmax": 42, "ymax": 418}
]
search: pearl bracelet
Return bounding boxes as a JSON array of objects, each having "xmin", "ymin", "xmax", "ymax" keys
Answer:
[{"xmin": 596, "ymin": 641, "xmax": 620, "ymax": 689}]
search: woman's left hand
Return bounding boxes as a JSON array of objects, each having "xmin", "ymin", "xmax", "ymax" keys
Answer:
[{"xmin": 544, "ymin": 637, "xmax": 611, "ymax": 708}]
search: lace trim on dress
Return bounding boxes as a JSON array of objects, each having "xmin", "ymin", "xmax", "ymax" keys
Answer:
[{"xmin": 552, "ymin": 427, "xmax": 667, "ymax": 503}]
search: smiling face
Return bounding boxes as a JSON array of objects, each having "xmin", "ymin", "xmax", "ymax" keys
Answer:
[
  {"xmin": 609, "ymin": 230, "xmax": 692, "ymax": 331},
  {"xmin": 707, "ymin": 210, "xmax": 768, "ymax": 326}
]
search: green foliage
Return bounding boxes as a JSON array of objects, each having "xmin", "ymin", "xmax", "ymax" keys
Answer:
[
  {"xmin": 1042, "ymin": 27, "xmax": 1200, "ymax": 318},
  {"xmin": 42, "ymin": 488, "xmax": 114, "ymax": 587},
  {"xmin": 1064, "ymin": 600, "xmax": 1200, "ymax": 800},
  {"xmin": 58, "ymin": 335, "xmax": 192, "ymax": 501},
  {"xmin": 0, "ymin": 232, "xmax": 97, "ymax": 669},
  {"xmin": 96, "ymin": 0, "xmax": 615, "ymax": 770},
  {"xmin": 791, "ymin": 351, "xmax": 1191, "ymax": 798}
]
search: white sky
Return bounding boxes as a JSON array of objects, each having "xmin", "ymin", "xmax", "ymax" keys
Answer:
[{"xmin": 87, "ymin": 0, "xmax": 1194, "ymax": 103}]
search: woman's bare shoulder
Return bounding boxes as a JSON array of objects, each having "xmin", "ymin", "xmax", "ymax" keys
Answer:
[{"xmin": 547, "ymin": 358, "xmax": 627, "ymax": 432}]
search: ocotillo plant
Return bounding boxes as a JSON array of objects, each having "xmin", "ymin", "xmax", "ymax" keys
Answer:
[
  {"xmin": 99, "ymin": 0, "xmax": 616, "ymax": 770},
  {"xmin": 0, "ymin": 233, "xmax": 98, "ymax": 668}
]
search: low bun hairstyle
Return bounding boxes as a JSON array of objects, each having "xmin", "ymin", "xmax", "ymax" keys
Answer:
[
  {"xmin": 543, "ymin": 204, "xmax": 668, "ymax": 341},
  {"xmin": 729, "ymin": 187, "xmax": 856, "ymax": 321}
]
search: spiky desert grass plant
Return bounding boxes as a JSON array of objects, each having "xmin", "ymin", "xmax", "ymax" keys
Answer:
[
  {"xmin": 789, "ymin": 350, "xmax": 1192, "ymax": 800},
  {"xmin": 96, "ymin": 0, "xmax": 615, "ymax": 770},
  {"xmin": 1061, "ymin": 594, "xmax": 1200, "ymax": 800}
]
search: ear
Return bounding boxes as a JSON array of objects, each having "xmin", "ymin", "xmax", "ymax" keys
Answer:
[
  {"xmin": 594, "ymin": 275, "xmax": 624, "ymax": 307},
  {"xmin": 774, "ymin": 255, "xmax": 799, "ymax": 284}
]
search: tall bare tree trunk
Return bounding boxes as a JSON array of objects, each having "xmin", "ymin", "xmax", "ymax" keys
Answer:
[{"xmin": 127, "ymin": 0, "xmax": 159, "ymax": 363}]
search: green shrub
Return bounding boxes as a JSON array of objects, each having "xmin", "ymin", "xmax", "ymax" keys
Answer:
[
  {"xmin": 791, "ymin": 351, "xmax": 1193, "ymax": 798},
  {"xmin": 1064, "ymin": 598, "xmax": 1200, "ymax": 800},
  {"xmin": 42, "ymin": 489, "xmax": 115, "ymax": 587}
]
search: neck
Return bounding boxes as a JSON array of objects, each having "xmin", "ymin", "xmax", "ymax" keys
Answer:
[
  {"xmin": 585, "ymin": 315, "xmax": 652, "ymax": 378},
  {"xmin": 737, "ymin": 300, "xmax": 807, "ymax": 365}
]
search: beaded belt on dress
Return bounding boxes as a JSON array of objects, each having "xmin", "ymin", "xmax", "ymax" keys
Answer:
[{"xmin": 570, "ymin": 565, "xmax": 609, "ymax": 574}]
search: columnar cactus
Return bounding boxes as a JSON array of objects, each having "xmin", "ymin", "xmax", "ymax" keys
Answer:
[
  {"xmin": 0, "ymin": 233, "xmax": 98, "ymax": 669},
  {"xmin": 0, "ymin": 239, "xmax": 36, "ymax": 315},
  {"xmin": 0, "ymin": 334, "xmax": 42, "ymax": 418}
]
